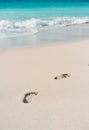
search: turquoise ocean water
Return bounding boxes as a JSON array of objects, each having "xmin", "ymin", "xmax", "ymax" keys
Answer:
[{"xmin": 0, "ymin": 1, "xmax": 89, "ymax": 49}]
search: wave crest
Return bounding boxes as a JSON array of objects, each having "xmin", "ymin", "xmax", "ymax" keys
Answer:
[{"xmin": 0, "ymin": 17, "xmax": 89, "ymax": 38}]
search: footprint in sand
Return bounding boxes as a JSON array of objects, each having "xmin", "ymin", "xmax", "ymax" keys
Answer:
[
  {"xmin": 54, "ymin": 73, "xmax": 71, "ymax": 80},
  {"xmin": 23, "ymin": 91, "xmax": 38, "ymax": 103}
]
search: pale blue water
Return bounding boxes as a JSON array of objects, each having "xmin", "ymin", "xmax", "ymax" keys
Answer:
[
  {"xmin": 0, "ymin": 2, "xmax": 89, "ymax": 19},
  {"xmin": 0, "ymin": 1, "xmax": 89, "ymax": 49}
]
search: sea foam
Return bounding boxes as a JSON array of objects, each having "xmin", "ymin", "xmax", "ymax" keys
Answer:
[{"xmin": 0, "ymin": 17, "xmax": 89, "ymax": 38}]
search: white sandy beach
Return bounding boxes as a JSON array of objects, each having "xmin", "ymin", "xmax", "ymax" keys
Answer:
[{"xmin": 0, "ymin": 40, "xmax": 89, "ymax": 130}]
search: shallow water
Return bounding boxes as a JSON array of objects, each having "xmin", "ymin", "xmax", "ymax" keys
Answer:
[
  {"xmin": 0, "ymin": 1, "xmax": 89, "ymax": 50},
  {"xmin": 0, "ymin": 24, "xmax": 89, "ymax": 50}
]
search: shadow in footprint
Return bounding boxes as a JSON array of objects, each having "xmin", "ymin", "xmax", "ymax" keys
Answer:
[
  {"xmin": 54, "ymin": 73, "xmax": 71, "ymax": 80},
  {"xmin": 23, "ymin": 91, "xmax": 38, "ymax": 103}
]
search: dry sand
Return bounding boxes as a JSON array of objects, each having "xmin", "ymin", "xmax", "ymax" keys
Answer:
[{"xmin": 0, "ymin": 40, "xmax": 89, "ymax": 130}]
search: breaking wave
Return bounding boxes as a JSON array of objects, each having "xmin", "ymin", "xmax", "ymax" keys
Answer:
[{"xmin": 0, "ymin": 17, "xmax": 89, "ymax": 38}]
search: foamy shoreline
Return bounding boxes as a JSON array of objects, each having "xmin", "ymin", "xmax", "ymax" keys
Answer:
[
  {"xmin": 0, "ymin": 39, "xmax": 89, "ymax": 130},
  {"xmin": 0, "ymin": 24, "xmax": 89, "ymax": 51}
]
